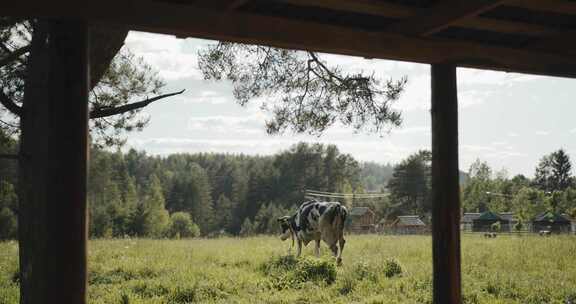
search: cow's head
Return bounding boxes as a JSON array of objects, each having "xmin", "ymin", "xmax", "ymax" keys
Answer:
[{"xmin": 277, "ymin": 216, "xmax": 292, "ymax": 241}]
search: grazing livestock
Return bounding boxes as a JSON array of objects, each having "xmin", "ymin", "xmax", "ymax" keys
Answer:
[
  {"xmin": 483, "ymin": 232, "xmax": 497, "ymax": 238},
  {"xmin": 278, "ymin": 200, "xmax": 348, "ymax": 264},
  {"xmin": 539, "ymin": 230, "xmax": 551, "ymax": 236}
]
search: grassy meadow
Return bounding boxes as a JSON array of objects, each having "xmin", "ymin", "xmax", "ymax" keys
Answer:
[{"xmin": 0, "ymin": 234, "xmax": 575, "ymax": 303}]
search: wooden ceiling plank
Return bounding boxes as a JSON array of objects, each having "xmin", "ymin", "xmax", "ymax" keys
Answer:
[
  {"xmin": 506, "ymin": 0, "xmax": 576, "ymax": 15},
  {"xmin": 91, "ymin": 2, "xmax": 576, "ymax": 78},
  {"xmin": 280, "ymin": 0, "xmax": 413, "ymax": 18},
  {"xmin": 385, "ymin": 0, "xmax": 508, "ymax": 36},
  {"xmin": 280, "ymin": 0, "xmax": 554, "ymax": 36},
  {"xmin": 227, "ymin": 0, "xmax": 250, "ymax": 10},
  {"xmin": 524, "ymin": 29, "xmax": 576, "ymax": 55},
  {"xmin": 2, "ymin": 0, "xmax": 575, "ymax": 77},
  {"xmin": 458, "ymin": 17, "xmax": 554, "ymax": 36}
]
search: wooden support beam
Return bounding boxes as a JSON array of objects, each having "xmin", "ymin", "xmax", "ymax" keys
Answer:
[
  {"xmin": 96, "ymin": 2, "xmax": 576, "ymax": 78},
  {"xmin": 386, "ymin": 0, "xmax": 506, "ymax": 36},
  {"xmin": 2, "ymin": 1, "xmax": 576, "ymax": 77},
  {"xmin": 18, "ymin": 19, "xmax": 89, "ymax": 304},
  {"xmin": 430, "ymin": 63, "xmax": 461, "ymax": 304}
]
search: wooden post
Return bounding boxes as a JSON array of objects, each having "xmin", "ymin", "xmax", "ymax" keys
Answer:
[
  {"xmin": 430, "ymin": 63, "xmax": 462, "ymax": 304},
  {"xmin": 18, "ymin": 20, "xmax": 89, "ymax": 304}
]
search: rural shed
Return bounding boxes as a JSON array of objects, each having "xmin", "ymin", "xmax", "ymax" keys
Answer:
[
  {"xmin": 532, "ymin": 212, "xmax": 572, "ymax": 234},
  {"xmin": 348, "ymin": 207, "xmax": 376, "ymax": 233},
  {"xmin": 460, "ymin": 213, "xmax": 480, "ymax": 231},
  {"xmin": 391, "ymin": 215, "xmax": 428, "ymax": 234},
  {"xmin": 5, "ymin": 1, "xmax": 576, "ymax": 303},
  {"xmin": 472, "ymin": 211, "xmax": 511, "ymax": 232}
]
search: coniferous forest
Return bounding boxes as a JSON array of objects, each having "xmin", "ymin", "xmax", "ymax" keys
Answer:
[
  {"xmin": 0, "ymin": 138, "xmax": 394, "ymax": 239},
  {"xmin": 2, "ymin": 131, "xmax": 575, "ymax": 240}
]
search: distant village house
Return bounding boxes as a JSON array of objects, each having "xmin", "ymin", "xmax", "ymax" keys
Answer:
[
  {"xmin": 532, "ymin": 211, "xmax": 572, "ymax": 234},
  {"xmin": 471, "ymin": 211, "xmax": 517, "ymax": 232},
  {"xmin": 389, "ymin": 215, "xmax": 427, "ymax": 234},
  {"xmin": 347, "ymin": 207, "xmax": 376, "ymax": 233}
]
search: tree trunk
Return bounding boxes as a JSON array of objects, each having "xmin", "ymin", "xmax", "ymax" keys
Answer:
[
  {"xmin": 430, "ymin": 63, "xmax": 462, "ymax": 304},
  {"xmin": 18, "ymin": 19, "xmax": 89, "ymax": 304}
]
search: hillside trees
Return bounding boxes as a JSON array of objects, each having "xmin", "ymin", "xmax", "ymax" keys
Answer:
[
  {"xmin": 462, "ymin": 159, "xmax": 493, "ymax": 212},
  {"xmin": 387, "ymin": 150, "xmax": 432, "ymax": 215},
  {"xmin": 461, "ymin": 152, "xmax": 576, "ymax": 221},
  {"xmin": 168, "ymin": 212, "xmax": 200, "ymax": 238},
  {"xmin": 80, "ymin": 142, "xmax": 368, "ymax": 237},
  {"xmin": 533, "ymin": 149, "xmax": 573, "ymax": 192}
]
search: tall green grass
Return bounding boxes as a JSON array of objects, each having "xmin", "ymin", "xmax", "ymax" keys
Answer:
[{"xmin": 0, "ymin": 235, "xmax": 574, "ymax": 303}]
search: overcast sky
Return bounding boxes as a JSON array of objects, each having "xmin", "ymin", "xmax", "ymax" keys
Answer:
[{"xmin": 123, "ymin": 31, "xmax": 576, "ymax": 178}]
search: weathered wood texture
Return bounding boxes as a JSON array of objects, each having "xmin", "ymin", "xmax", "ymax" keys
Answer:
[
  {"xmin": 430, "ymin": 64, "xmax": 462, "ymax": 304},
  {"xmin": 3, "ymin": 1, "xmax": 576, "ymax": 78},
  {"xmin": 18, "ymin": 20, "xmax": 89, "ymax": 304}
]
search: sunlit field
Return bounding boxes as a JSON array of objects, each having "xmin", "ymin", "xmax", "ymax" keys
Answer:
[{"xmin": 1, "ymin": 234, "xmax": 575, "ymax": 303}]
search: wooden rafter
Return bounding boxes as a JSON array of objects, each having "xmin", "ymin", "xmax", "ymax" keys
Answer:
[
  {"xmin": 507, "ymin": 0, "xmax": 576, "ymax": 15},
  {"xmin": 227, "ymin": 0, "xmax": 250, "ymax": 10},
  {"xmin": 526, "ymin": 30, "xmax": 576, "ymax": 56},
  {"xmin": 457, "ymin": 17, "xmax": 553, "ymax": 36},
  {"xmin": 279, "ymin": 0, "xmax": 560, "ymax": 37},
  {"xmin": 385, "ymin": 0, "xmax": 507, "ymax": 36},
  {"xmin": 84, "ymin": 2, "xmax": 576, "ymax": 78},
  {"xmin": 281, "ymin": 0, "xmax": 413, "ymax": 18},
  {"xmin": 2, "ymin": 0, "xmax": 576, "ymax": 77}
]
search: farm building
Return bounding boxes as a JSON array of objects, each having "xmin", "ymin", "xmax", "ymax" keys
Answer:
[
  {"xmin": 472, "ymin": 211, "xmax": 512, "ymax": 232},
  {"xmin": 500, "ymin": 212, "xmax": 519, "ymax": 230},
  {"xmin": 390, "ymin": 215, "xmax": 428, "ymax": 234},
  {"xmin": 532, "ymin": 212, "xmax": 572, "ymax": 234},
  {"xmin": 460, "ymin": 213, "xmax": 480, "ymax": 231},
  {"xmin": 347, "ymin": 207, "xmax": 376, "ymax": 233}
]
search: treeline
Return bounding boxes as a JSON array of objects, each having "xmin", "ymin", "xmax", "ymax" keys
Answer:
[
  {"xmin": 87, "ymin": 142, "xmax": 374, "ymax": 237},
  {"xmin": 3, "ymin": 133, "xmax": 574, "ymax": 240},
  {"xmin": 383, "ymin": 148, "xmax": 576, "ymax": 224},
  {"xmin": 1, "ymin": 141, "xmax": 385, "ymax": 239},
  {"xmin": 462, "ymin": 149, "xmax": 576, "ymax": 223}
]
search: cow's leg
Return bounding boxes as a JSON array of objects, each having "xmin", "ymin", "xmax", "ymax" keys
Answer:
[
  {"xmin": 336, "ymin": 237, "xmax": 346, "ymax": 265},
  {"xmin": 329, "ymin": 244, "xmax": 338, "ymax": 257},
  {"xmin": 314, "ymin": 239, "xmax": 321, "ymax": 257},
  {"xmin": 296, "ymin": 239, "xmax": 303, "ymax": 257}
]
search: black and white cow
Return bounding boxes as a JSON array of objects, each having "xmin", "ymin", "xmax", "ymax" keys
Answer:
[{"xmin": 277, "ymin": 200, "xmax": 348, "ymax": 264}]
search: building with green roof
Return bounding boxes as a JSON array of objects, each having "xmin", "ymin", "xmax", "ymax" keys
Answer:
[
  {"xmin": 472, "ymin": 211, "xmax": 514, "ymax": 232},
  {"xmin": 532, "ymin": 211, "xmax": 572, "ymax": 234}
]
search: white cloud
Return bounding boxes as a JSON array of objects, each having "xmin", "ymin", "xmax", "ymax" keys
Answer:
[
  {"xmin": 184, "ymin": 90, "xmax": 231, "ymax": 105},
  {"xmin": 187, "ymin": 114, "xmax": 266, "ymax": 134},
  {"xmin": 458, "ymin": 68, "xmax": 542, "ymax": 86},
  {"xmin": 535, "ymin": 130, "xmax": 549, "ymax": 136},
  {"xmin": 391, "ymin": 126, "xmax": 430, "ymax": 135},
  {"xmin": 491, "ymin": 141, "xmax": 508, "ymax": 146},
  {"xmin": 507, "ymin": 132, "xmax": 520, "ymax": 137},
  {"xmin": 125, "ymin": 32, "xmax": 204, "ymax": 81}
]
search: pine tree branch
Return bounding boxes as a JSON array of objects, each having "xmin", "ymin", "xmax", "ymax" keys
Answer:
[
  {"xmin": 0, "ymin": 91, "xmax": 23, "ymax": 116},
  {"xmin": 0, "ymin": 45, "xmax": 30, "ymax": 68},
  {"xmin": 90, "ymin": 89, "xmax": 185, "ymax": 119}
]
